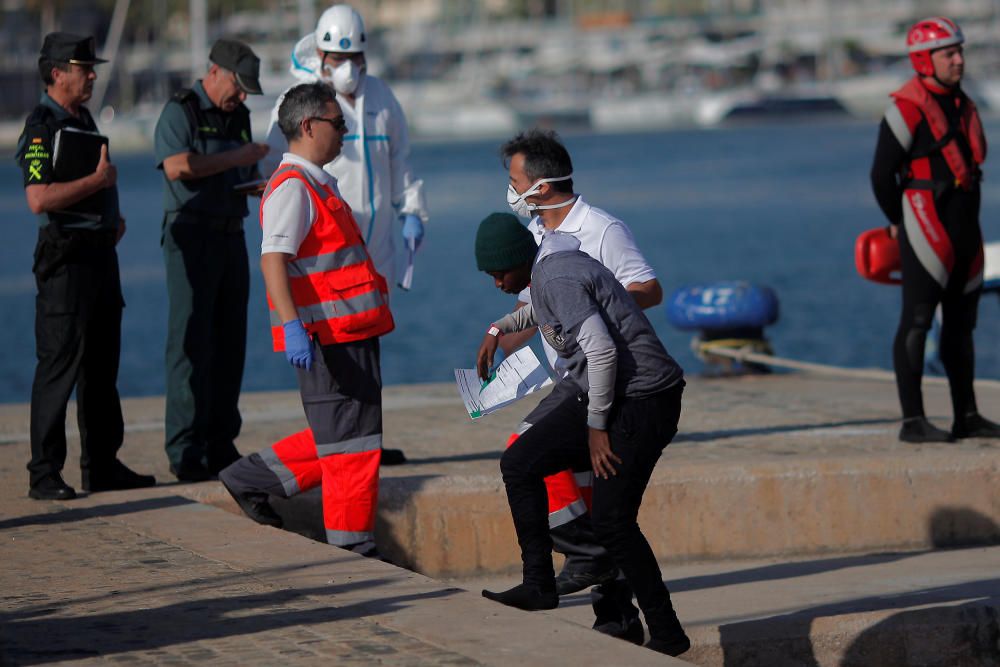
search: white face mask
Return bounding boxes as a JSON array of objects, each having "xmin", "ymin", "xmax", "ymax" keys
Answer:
[
  {"xmin": 506, "ymin": 174, "xmax": 574, "ymax": 218},
  {"xmin": 322, "ymin": 59, "xmax": 364, "ymax": 95}
]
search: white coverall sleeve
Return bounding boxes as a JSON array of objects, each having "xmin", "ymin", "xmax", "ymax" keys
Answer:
[
  {"xmin": 386, "ymin": 88, "xmax": 428, "ymax": 222},
  {"xmin": 260, "ymin": 91, "xmax": 291, "ymax": 178}
]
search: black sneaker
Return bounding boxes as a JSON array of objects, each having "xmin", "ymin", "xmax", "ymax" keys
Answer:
[
  {"xmin": 220, "ymin": 478, "xmax": 283, "ymax": 528},
  {"xmin": 28, "ymin": 474, "xmax": 77, "ymax": 501},
  {"xmin": 555, "ymin": 567, "xmax": 618, "ymax": 596},
  {"xmin": 899, "ymin": 417, "xmax": 954, "ymax": 443},
  {"xmin": 83, "ymin": 460, "xmax": 156, "ymax": 492},
  {"xmin": 952, "ymin": 413, "xmax": 1000, "ymax": 439},
  {"xmin": 380, "ymin": 448, "xmax": 407, "ymax": 465}
]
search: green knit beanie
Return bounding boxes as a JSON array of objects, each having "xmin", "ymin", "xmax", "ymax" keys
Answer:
[{"xmin": 475, "ymin": 212, "xmax": 538, "ymax": 271}]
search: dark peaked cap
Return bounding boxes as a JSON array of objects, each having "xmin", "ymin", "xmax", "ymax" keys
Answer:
[
  {"xmin": 40, "ymin": 33, "xmax": 108, "ymax": 65},
  {"xmin": 209, "ymin": 38, "xmax": 263, "ymax": 95}
]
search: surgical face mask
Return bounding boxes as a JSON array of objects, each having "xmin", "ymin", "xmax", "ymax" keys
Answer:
[
  {"xmin": 506, "ymin": 174, "xmax": 574, "ymax": 218},
  {"xmin": 323, "ymin": 59, "xmax": 364, "ymax": 95}
]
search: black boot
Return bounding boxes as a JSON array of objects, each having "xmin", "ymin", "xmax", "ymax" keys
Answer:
[
  {"xmin": 592, "ymin": 577, "xmax": 643, "ymax": 645},
  {"xmin": 556, "ymin": 566, "xmax": 618, "ymax": 596},
  {"xmin": 28, "ymin": 473, "xmax": 77, "ymax": 500},
  {"xmin": 899, "ymin": 416, "xmax": 954, "ymax": 443},
  {"xmin": 952, "ymin": 413, "xmax": 1000, "ymax": 439},
  {"xmin": 645, "ymin": 635, "xmax": 691, "ymax": 657},
  {"xmin": 482, "ymin": 583, "xmax": 558, "ymax": 611},
  {"xmin": 380, "ymin": 448, "xmax": 407, "ymax": 465},
  {"xmin": 644, "ymin": 602, "xmax": 690, "ymax": 657},
  {"xmin": 83, "ymin": 460, "xmax": 156, "ymax": 492},
  {"xmin": 220, "ymin": 476, "xmax": 283, "ymax": 528}
]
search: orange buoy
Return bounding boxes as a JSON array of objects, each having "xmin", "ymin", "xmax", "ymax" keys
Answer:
[{"xmin": 855, "ymin": 227, "xmax": 902, "ymax": 285}]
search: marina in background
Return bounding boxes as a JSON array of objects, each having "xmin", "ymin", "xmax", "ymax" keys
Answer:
[{"xmin": 6, "ymin": 1, "xmax": 1000, "ymax": 147}]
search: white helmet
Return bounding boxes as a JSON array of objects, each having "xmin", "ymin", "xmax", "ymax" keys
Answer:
[{"xmin": 315, "ymin": 5, "xmax": 366, "ymax": 54}]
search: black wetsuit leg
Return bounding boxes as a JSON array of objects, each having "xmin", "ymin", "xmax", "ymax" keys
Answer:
[
  {"xmin": 894, "ymin": 223, "xmax": 941, "ymax": 419},
  {"xmin": 938, "ymin": 211, "xmax": 983, "ymax": 421}
]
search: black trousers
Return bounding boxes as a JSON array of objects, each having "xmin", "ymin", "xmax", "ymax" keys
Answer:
[
  {"xmin": 499, "ymin": 381, "xmax": 683, "ymax": 628},
  {"xmin": 28, "ymin": 228, "xmax": 124, "ymax": 487},
  {"xmin": 162, "ymin": 217, "xmax": 248, "ymax": 472}
]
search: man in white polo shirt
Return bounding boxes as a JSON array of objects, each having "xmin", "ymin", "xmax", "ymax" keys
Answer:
[
  {"xmin": 497, "ymin": 128, "xmax": 663, "ymax": 643},
  {"xmin": 220, "ymin": 82, "xmax": 394, "ymax": 556}
]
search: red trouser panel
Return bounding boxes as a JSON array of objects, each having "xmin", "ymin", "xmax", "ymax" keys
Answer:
[
  {"xmin": 270, "ymin": 427, "xmax": 380, "ymax": 539},
  {"xmin": 320, "ymin": 448, "xmax": 381, "ymax": 534},
  {"xmin": 507, "ymin": 432, "xmax": 589, "ymax": 515},
  {"xmin": 271, "ymin": 428, "xmax": 324, "ymax": 493}
]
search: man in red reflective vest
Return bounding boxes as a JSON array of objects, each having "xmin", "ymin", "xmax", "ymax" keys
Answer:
[
  {"xmin": 220, "ymin": 82, "xmax": 394, "ymax": 555},
  {"xmin": 871, "ymin": 16, "xmax": 1000, "ymax": 443}
]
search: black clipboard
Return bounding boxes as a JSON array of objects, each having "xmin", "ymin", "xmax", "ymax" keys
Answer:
[
  {"xmin": 51, "ymin": 127, "xmax": 110, "ymax": 220},
  {"xmin": 52, "ymin": 127, "xmax": 109, "ymax": 181}
]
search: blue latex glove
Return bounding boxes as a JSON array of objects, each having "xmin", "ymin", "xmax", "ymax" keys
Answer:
[
  {"xmin": 401, "ymin": 214, "xmax": 424, "ymax": 251},
  {"xmin": 282, "ymin": 319, "xmax": 313, "ymax": 371}
]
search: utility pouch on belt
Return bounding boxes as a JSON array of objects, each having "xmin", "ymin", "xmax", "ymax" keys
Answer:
[
  {"xmin": 33, "ymin": 225, "xmax": 78, "ymax": 280},
  {"xmin": 32, "ymin": 225, "xmax": 114, "ymax": 280}
]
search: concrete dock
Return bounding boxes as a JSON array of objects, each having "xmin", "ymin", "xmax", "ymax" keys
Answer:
[{"xmin": 1, "ymin": 372, "xmax": 999, "ymax": 665}]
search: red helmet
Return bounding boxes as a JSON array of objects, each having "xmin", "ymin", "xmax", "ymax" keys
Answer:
[{"xmin": 907, "ymin": 17, "xmax": 964, "ymax": 76}]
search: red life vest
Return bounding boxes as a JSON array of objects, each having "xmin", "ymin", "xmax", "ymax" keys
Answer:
[
  {"xmin": 261, "ymin": 163, "xmax": 394, "ymax": 351},
  {"xmin": 891, "ymin": 76, "xmax": 986, "ymax": 190}
]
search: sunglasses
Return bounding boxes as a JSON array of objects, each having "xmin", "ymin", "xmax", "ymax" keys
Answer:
[{"xmin": 309, "ymin": 116, "xmax": 348, "ymax": 132}]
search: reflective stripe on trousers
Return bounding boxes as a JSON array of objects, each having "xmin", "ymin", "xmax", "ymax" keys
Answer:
[
  {"xmin": 259, "ymin": 337, "xmax": 383, "ymax": 547},
  {"xmin": 260, "ymin": 428, "xmax": 382, "ymax": 546},
  {"xmin": 507, "ymin": 426, "xmax": 589, "ymax": 530}
]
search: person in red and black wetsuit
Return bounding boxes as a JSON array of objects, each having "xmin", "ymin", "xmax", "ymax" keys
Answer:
[{"xmin": 871, "ymin": 16, "xmax": 1000, "ymax": 443}]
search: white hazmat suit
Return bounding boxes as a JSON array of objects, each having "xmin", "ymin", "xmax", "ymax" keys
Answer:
[{"xmin": 262, "ymin": 34, "xmax": 427, "ymax": 287}]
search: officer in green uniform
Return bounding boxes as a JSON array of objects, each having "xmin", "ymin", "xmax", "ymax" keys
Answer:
[
  {"xmin": 16, "ymin": 33, "xmax": 155, "ymax": 500},
  {"xmin": 154, "ymin": 39, "xmax": 269, "ymax": 481}
]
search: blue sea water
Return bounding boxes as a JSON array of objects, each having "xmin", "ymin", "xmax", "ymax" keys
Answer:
[{"xmin": 1, "ymin": 118, "xmax": 998, "ymax": 404}]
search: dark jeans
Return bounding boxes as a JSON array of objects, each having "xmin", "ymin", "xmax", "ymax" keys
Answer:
[
  {"xmin": 28, "ymin": 229, "xmax": 124, "ymax": 487},
  {"xmin": 499, "ymin": 381, "xmax": 683, "ymax": 625},
  {"xmin": 162, "ymin": 217, "xmax": 248, "ymax": 471}
]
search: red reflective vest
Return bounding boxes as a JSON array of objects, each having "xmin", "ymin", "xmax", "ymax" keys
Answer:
[
  {"xmin": 261, "ymin": 163, "xmax": 395, "ymax": 351},
  {"xmin": 892, "ymin": 76, "xmax": 987, "ymax": 189}
]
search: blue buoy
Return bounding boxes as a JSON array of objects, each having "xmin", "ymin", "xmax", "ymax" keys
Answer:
[
  {"xmin": 665, "ymin": 281, "xmax": 780, "ymax": 375},
  {"xmin": 666, "ymin": 282, "xmax": 779, "ymax": 332}
]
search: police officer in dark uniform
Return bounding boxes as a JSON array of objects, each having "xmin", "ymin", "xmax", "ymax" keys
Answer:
[
  {"xmin": 16, "ymin": 33, "xmax": 156, "ymax": 500},
  {"xmin": 154, "ymin": 39, "xmax": 269, "ymax": 481}
]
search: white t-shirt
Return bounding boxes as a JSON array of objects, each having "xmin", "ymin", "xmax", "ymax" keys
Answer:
[
  {"xmin": 261, "ymin": 153, "xmax": 342, "ymax": 256},
  {"xmin": 518, "ymin": 195, "xmax": 656, "ymax": 303},
  {"xmin": 517, "ymin": 196, "xmax": 657, "ymax": 371}
]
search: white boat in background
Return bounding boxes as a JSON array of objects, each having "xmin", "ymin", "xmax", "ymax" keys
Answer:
[
  {"xmin": 590, "ymin": 87, "xmax": 757, "ymax": 130},
  {"xmin": 831, "ymin": 71, "xmax": 908, "ymax": 118},
  {"xmin": 985, "ymin": 242, "xmax": 1000, "ymax": 293}
]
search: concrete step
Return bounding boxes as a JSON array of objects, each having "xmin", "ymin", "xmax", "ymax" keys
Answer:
[
  {"xmin": 184, "ymin": 374, "xmax": 1000, "ymax": 578},
  {"xmin": 456, "ymin": 546, "xmax": 1000, "ymax": 667}
]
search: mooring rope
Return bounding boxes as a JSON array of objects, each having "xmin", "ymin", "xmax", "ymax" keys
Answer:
[{"xmin": 702, "ymin": 345, "xmax": 1000, "ymax": 390}]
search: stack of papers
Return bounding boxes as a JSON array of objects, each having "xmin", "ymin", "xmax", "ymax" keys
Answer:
[{"xmin": 454, "ymin": 347, "xmax": 553, "ymax": 419}]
